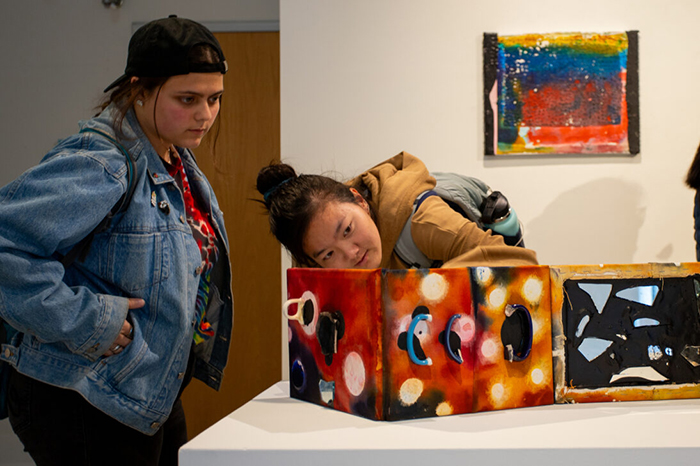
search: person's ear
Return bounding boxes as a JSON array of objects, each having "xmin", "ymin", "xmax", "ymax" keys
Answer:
[
  {"xmin": 349, "ymin": 188, "xmax": 369, "ymax": 213},
  {"xmin": 129, "ymin": 78, "xmax": 148, "ymax": 106}
]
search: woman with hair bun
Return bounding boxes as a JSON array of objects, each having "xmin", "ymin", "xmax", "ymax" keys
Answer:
[{"xmin": 257, "ymin": 151, "xmax": 538, "ymax": 269}]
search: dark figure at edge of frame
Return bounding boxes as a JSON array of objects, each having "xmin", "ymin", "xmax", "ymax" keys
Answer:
[{"xmin": 686, "ymin": 142, "xmax": 700, "ymax": 261}]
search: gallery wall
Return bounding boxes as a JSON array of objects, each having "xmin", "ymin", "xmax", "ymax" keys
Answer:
[{"xmin": 280, "ymin": 0, "xmax": 700, "ymax": 267}]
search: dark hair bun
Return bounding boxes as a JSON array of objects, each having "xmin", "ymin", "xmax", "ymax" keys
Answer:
[{"xmin": 256, "ymin": 162, "xmax": 298, "ymax": 198}]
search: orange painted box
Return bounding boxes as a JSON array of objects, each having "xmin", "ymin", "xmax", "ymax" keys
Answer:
[{"xmin": 284, "ymin": 266, "xmax": 553, "ymax": 420}]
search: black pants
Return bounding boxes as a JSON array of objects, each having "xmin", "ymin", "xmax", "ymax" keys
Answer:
[{"xmin": 7, "ymin": 368, "xmax": 188, "ymax": 466}]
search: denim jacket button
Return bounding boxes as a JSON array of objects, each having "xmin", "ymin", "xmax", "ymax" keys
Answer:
[
  {"xmin": 86, "ymin": 343, "xmax": 100, "ymax": 354},
  {"xmin": 177, "ymin": 372, "xmax": 185, "ymax": 379},
  {"xmin": 151, "ymin": 422, "xmax": 161, "ymax": 430},
  {"xmin": 3, "ymin": 348, "xmax": 11, "ymax": 358},
  {"xmin": 179, "ymin": 215, "xmax": 185, "ymax": 224},
  {"xmin": 195, "ymin": 266, "xmax": 203, "ymax": 275}
]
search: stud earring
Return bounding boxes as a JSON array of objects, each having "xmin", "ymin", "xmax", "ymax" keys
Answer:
[{"xmin": 136, "ymin": 99, "xmax": 144, "ymax": 107}]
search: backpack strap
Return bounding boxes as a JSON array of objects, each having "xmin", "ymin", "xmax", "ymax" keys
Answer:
[
  {"xmin": 60, "ymin": 128, "xmax": 137, "ymax": 268},
  {"xmin": 393, "ymin": 172, "xmax": 525, "ymax": 268},
  {"xmin": 394, "ymin": 172, "xmax": 490, "ymax": 269},
  {"xmin": 394, "ymin": 190, "xmax": 442, "ymax": 269}
]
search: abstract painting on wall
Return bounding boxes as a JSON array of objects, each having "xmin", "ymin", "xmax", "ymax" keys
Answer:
[{"xmin": 483, "ymin": 31, "xmax": 639, "ymax": 155}]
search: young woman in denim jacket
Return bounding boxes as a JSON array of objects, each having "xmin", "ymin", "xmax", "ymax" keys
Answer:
[{"xmin": 0, "ymin": 16, "xmax": 232, "ymax": 465}]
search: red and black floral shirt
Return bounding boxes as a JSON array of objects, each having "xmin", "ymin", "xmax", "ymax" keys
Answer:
[{"xmin": 166, "ymin": 152, "xmax": 218, "ymax": 344}]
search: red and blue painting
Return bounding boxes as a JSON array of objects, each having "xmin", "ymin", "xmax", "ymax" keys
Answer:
[{"xmin": 483, "ymin": 31, "xmax": 639, "ymax": 155}]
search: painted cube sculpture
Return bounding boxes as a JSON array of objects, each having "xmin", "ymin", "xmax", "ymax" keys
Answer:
[
  {"xmin": 284, "ymin": 263, "xmax": 700, "ymax": 421},
  {"xmin": 285, "ymin": 266, "xmax": 553, "ymax": 420},
  {"xmin": 551, "ymin": 263, "xmax": 700, "ymax": 404}
]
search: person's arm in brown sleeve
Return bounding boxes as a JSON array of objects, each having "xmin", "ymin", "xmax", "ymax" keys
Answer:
[{"xmin": 410, "ymin": 195, "xmax": 539, "ymax": 268}]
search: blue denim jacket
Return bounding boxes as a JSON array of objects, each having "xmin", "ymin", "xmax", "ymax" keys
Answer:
[{"xmin": 0, "ymin": 105, "xmax": 233, "ymax": 435}]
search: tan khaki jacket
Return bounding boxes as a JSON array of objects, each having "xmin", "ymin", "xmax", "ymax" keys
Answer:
[{"xmin": 346, "ymin": 151, "xmax": 538, "ymax": 269}]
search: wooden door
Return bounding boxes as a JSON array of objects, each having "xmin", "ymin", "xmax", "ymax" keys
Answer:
[{"xmin": 182, "ymin": 31, "xmax": 281, "ymax": 439}]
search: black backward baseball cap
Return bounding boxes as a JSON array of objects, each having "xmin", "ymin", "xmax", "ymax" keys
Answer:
[{"xmin": 104, "ymin": 15, "xmax": 228, "ymax": 93}]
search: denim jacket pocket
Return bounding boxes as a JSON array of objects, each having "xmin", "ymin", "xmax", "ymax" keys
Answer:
[{"xmin": 105, "ymin": 232, "xmax": 170, "ymax": 293}]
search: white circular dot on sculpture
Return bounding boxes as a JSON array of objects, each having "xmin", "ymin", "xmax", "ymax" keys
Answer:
[
  {"xmin": 343, "ymin": 352, "xmax": 366, "ymax": 397},
  {"xmin": 420, "ymin": 273, "xmax": 448, "ymax": 302},
  {"xmin": 399, "ymin": 378, "xmax": 424, "ymax": 406}
]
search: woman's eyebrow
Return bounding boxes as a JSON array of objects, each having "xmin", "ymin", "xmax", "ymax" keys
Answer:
[
  {"xmin": 174, "ymin": 89, "xmax": 224, "ymax": 97},
  {"xmin": 312, "ymin": 248, "xmax": 326, "ymax": 260}
]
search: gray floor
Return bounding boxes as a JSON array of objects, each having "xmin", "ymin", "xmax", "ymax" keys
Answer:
[{"xmin": 0, "ymin": 419, "xmax": 32, "ymax": 465}]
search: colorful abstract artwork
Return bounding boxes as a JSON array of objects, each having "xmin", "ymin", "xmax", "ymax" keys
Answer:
[
  {"xmin": 470, "ymin": 266, "xmax": 553, "ymax": 412},
  {"xmin": 285, "ymin": 269, "xmax": 384, "ymax": 419},
  {"xmin": 550, "ymin": 263, "xmax": 700, "ymax": 404},
  {"xmin": 285, "ymin": 263, "xmax": 700, "ymax": 422},
  {"xmin": 286, "ymin": 266, "xmax": 553, "ymax": 421},
  {"xmin": 483, "ymin": 31, "xmax": 639, "ymax": 155},
  {"xmin": 381, "ymin": 269, "xmax": 476, "ymax": 420}
]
